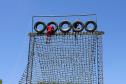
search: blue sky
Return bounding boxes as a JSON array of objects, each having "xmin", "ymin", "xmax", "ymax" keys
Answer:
[{"xmin": 0, "ymin": 0, "xmax": 126, "ymax": 84}]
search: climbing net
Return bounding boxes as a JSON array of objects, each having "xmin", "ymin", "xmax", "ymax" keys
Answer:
[{"xmin": 19, "ymin": 32, "xmax": 104, "ymax": 84}]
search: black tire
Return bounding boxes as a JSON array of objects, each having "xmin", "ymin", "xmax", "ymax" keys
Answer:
[
  {"xmin": 72, "ymin": 21, "xmax": 85, "ymax": 32},
  {"xmin": 85, "ymin": 21, "xmax": 97, "ymax": 32},
  {"xmin": 47, "ymin": 21, "xmax": 58, "ymax": 33},
  {"xmin": 59, "ymin": 20, "xmax": 72, "ymax": 33},
  {"xmin": 34, "ymin": 21, "xmax": 46, "ymax": 34}
]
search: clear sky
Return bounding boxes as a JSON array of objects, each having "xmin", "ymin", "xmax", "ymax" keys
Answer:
[{"xmin": 0, "ymin": 0, "xmax": 126, "ymax": 84}]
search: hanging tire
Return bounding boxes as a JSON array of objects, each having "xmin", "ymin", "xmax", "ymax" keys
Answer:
[
  {"xmin": 59, "ymin": 20, "xmax": 72, "ymax": 33},
  {"xmin": 85, "ymin": 21, "xmax": 97, "ymax": 32},
  {"xmin": 34, "ymin": 21, "xmax": 46, "ymax": 34},
  {"xmin": 47, "ymin": 21, "xmax": 58, "ymax": 33},
  {"xmin": 72, "ymin": 21, "xmax": 85, "ymax": 32}
]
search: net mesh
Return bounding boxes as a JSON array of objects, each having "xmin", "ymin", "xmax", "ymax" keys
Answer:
[{"xmin": 19, "ymin": 32, "xmax": 103, "ymax": 84}]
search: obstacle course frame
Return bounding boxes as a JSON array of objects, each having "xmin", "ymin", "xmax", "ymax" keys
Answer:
[{"xmin": 19, "ymin": 14, "xmax": 104, "ymax": 84}]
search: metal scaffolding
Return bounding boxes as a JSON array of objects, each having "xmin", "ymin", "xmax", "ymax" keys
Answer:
[{"xmin": 19, "ymin": 31, "xmax": 104, "ymax": 84}]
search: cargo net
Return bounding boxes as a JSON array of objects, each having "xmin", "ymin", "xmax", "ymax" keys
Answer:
[{"xmin": 19, "ymin": 32, "xmax": 104, "ymax": 84}]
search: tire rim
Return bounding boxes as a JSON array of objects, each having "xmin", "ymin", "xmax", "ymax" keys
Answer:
[
  {"xmin": 85, "ymin": 21, "xmax": 97, "ymax": 32},
  {"xmin": 47, "ymin": 21, "xmax": 58, "ymax": 33},
  {"xmin": 34, "ymin": 21, "xmax": 46, "ymax": 34},
  {"xmin": 59, "ymin": 20, "xmax": 72, "ymax": 33},
  {"xmin": 73, "ymin": 21, "xmax": 85, "ymax": 32}
]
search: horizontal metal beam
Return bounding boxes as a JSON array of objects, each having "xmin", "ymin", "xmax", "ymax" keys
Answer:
[
  {"xmin": 32, "ymin": 14, "xmax": 96, "ymax": 18},
  {"xmin": 28, "ymin": 31, "xmax": 104, "ymax": 36}
]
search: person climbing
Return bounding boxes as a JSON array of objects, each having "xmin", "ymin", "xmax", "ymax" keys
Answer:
[
  {"xmin": 46, "ymin": 25, "xmax": 54, "ymax": 43},
  {"xmin": 47, "ymin": 25, "xmax": 54, "ymax": 36}
]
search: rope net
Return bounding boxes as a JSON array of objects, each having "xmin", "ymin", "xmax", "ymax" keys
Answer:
[{"xmin": 19, "ymin": 32, "xmax": 104, "ymax": 84}]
